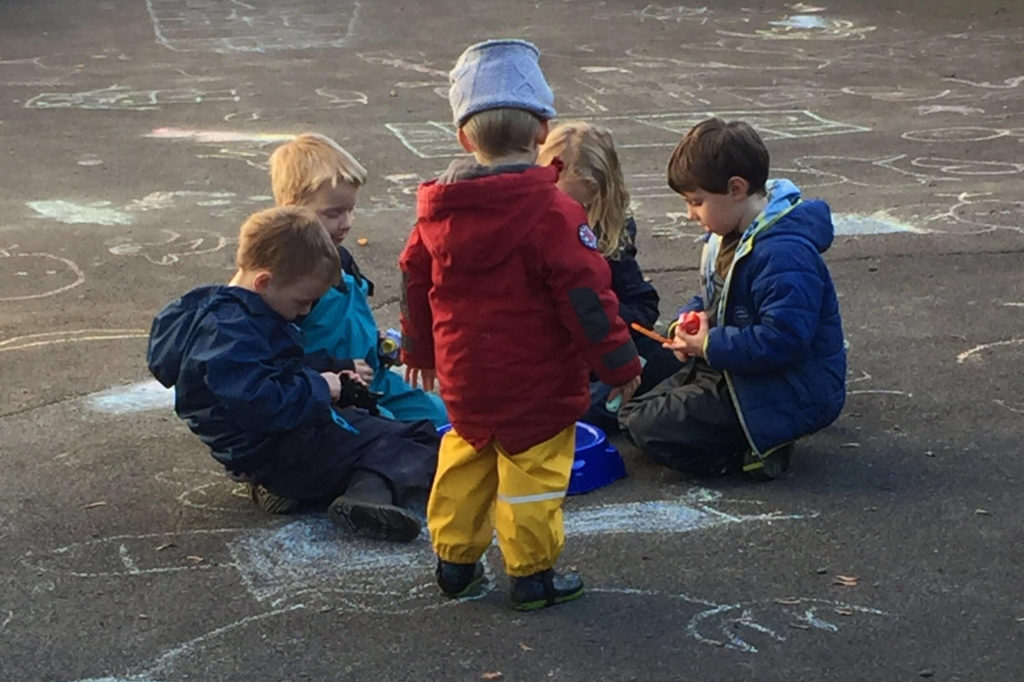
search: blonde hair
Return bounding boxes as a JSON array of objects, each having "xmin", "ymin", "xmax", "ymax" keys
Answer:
[
  {"xmin": 269, "ymin": 133, "xmax": 368, "ymax": 206},
  {"xmin": 462, "ymin": 108, "xmax": 545, "ymax": 159},
  {"xmin": 537, "ymin": 121, "xmax": 631, "ymax": 258},
  {"xmin": 236, "ymin": 206, "xmax": 341, "ymax": 286}
]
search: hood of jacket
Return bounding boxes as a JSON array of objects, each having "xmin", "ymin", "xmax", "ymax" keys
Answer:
[
  {"xmin": 147, "ymin": 285, "xmax": 268, "ymax": 388},
  {"xmin": 415, "ymin": 159, "xmax": 565, "ymax": 271},
  {"xmin": 747, "ymin": 178, "xmax": 834, "ymax": 254}
]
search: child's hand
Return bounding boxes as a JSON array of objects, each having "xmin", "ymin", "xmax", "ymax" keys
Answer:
[
  {"xmin": 320, "ymin": 371, "xmax": 342, "ymax": 401},
  {"xmin": 340, "ymin": 369, "xmax": 367, "ymax": 387},
  {"xmin": 404, "ymin": 366, "xmax": 437, "ymax": 392},
  {"xmin": 607, "ymin": 375, "xmax": 642, "ymax": 407},
  {"xmin": 352, "ymin": 359, "xmax": 374, "ymax": 384},
  {"xmin": 664, "ymin": 311, "xmax": 709, "ymax": 360}
]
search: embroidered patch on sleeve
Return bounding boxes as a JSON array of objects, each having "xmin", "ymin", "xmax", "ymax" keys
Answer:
[{"xmin": 578, "ymin": 224, "xmax": 598, "ymax": 250}]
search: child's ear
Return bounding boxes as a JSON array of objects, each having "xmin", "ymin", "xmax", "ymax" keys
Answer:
[
  {"xmin": 252, "ymin": 270, "xmax": 272, "ymax": 293},
  {"xmin": 456, "ymin": 128, "xmax": 476, "ymax": 154},
  {"xmin": 727, "ymin": 176, "xmax": 751, "ymax": 199},
  {"xmin": 535, "ymin": 119, "xmax": 550, "ymax": 146}
]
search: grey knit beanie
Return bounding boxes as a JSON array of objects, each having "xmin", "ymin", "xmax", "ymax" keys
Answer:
[{"xmin": 448, "ymin": 39, "xmax": 557, "ymax": 127}]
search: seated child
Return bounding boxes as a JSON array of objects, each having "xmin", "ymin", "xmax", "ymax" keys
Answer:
[
  {"xmin": 618, "ymin": 118, "xmax": 846, "ymax": 479},
  {"xmin": 401, "ymin": 39, "xmax": 642, "ymax": 610},
  {"xmin": 537, "ymin": 121, "xmax": 682, "ymax": 432},
  {"xmin": 268, "ymin": 133, "xmax": 448, "ymax": 427},
  {"xmin": 147, "ymin": 207, "xmax": 439, "ymax": 541}
]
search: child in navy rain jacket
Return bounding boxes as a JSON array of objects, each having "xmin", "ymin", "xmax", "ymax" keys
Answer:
[{"xmin": 147, "ymin": 207, "xmax": 438, "ymax": 542}]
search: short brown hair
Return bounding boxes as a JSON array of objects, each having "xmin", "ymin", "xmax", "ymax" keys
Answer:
[
  {"xmin": 667, "ymin": 118, "xmax": 769, "ymax": 195},
  {"xmin": 236, "ymin": 206, "xmax": 340, "ymax": 286},
  {"xmin": 462, "ymin": 107, "xmax": 544, "ymax": 158},
  {"xmin": 269, "ymin": 133, "xmax": 368, "ymax": 206}
]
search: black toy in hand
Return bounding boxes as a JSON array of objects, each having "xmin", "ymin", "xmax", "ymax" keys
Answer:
[{"xmin": 338, "ymin": 373, "xmax": 383, "ymax": 416}]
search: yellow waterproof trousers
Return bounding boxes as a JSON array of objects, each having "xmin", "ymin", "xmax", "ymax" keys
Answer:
[{"xmin": 427, "ymin": 425, "xmax": 575, "ymax": 577}]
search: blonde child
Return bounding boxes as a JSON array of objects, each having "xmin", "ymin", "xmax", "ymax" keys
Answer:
[
  {"xmin": 268, "ymin": 134, "xmax": 448, "ymax": 426},
  {"xmin": 147, "ymin": 207, "xmax": 438, "ymax": 541},
  {"xmin": 400, "ymin": 40, "xmax": 642, "ymax": 610},
  {"xmin": 538, "ymin": 122, "xmax": 682, "ymax": 431}
]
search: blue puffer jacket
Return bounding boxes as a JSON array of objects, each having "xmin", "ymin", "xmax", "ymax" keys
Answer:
[
  {"xmin": 147, "ymin": 285, "xmax": 334, "ymax": 471},
  {"xmin": 685, "ymin": 180, "xmax": 846, "ymax": 455}
]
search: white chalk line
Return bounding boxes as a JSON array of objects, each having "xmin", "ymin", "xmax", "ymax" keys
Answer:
[
  {"xmin": 0, "ymin": 249, "xmax": 85, "ymax": 301},
  {"xmin": 957, "ymin": 338, "xmax": 1024, "ymax": 363},
  {"xmin": 0, "ymin": 329, "xmax": 148, "ymax": 353}
]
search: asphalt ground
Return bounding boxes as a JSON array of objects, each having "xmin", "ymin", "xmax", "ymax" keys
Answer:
[{"xmin": 0, "ymin": 1, "xmax": 1022, "ymax": 680}]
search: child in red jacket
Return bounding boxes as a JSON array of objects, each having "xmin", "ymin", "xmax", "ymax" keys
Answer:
[{"xmin": 400, "ymin": 39, "xmax": 642, "ymax": 611}]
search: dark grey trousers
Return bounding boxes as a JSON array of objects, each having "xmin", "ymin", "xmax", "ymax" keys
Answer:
[{"xmin": 618, "ymin": 359, "xmax": 749, "ymax": 476}]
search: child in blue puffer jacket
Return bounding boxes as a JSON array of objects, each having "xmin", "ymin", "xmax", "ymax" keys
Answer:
[{"xmin": 619, "ymin": 118, "xmax": 846, "ymax": 479}]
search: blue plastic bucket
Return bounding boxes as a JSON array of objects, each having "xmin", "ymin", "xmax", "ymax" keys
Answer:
[{"xmin": 435, "ymin": 421, "xmax": 626, "ymax": 495}]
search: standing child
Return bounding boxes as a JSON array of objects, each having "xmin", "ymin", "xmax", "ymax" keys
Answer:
[
  {"xmin": 400, "ymin": 40, "xmax": 642, "ymax": 610},
  {"xmin": 537, "ymin": 121, "xmax": 682, "ymax": 431},
  {"xmin": 618, "ymin": 118, "xmax": 846, "ymax": 479},
  {"xmin": 147, "ymin": 207, "xmax": 439, "ymax": 541},
  {"xmin": 268, "ymin": 133, "xmax": 448, "ymax": 427}
]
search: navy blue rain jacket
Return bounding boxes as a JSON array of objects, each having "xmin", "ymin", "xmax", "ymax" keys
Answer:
[{"xmin": 147, "ymin": 285, "xmax": 333, "ymax": 470}]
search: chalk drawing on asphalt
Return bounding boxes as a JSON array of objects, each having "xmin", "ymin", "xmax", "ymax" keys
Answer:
[
  {"xmin": 0, "ymin": 329, "xmax": 148, "ymax": 354},
  {"xmin": 0, "ymin": 245, "xmax": 86, "ymax": 301},
  {"xmin": 916, "ymin": 105, "xmax": 986, "ymax": 116},
  {"xmin": 27, "ymin": 200, "xmax": 132, "ymax": 226},
  {"xmin": 622, "ymin": 44, "xmax": 829, "ymax": 73},
  {"xmin": 775, "ymin": 155, "xmax": 939, "ymax": 189},
  {"xmin": 846, "ymin": 371, "xmax": 913, "ymax": 399},
  {"xmin": 0, "ymin": 56, "xmax": 84, "ymax": 87},
  {"xmin": 314, "ymin": 87, "xmax": 368, "ymax": 108},
  {"xmin": 840, "ymin": 86, "xmax": 951, "ymax": 102},
  {"xmin": 146, "ymin": 128, "xmax": 294, "ymax": 144},
  {"xmin": 108, "ymin": 229, "xmax": 232, "ymax": 265},
  {"xmin": 911, "ymin": 157, "xmax": 1024, "ymax": 176},
  {"xmin": 356, "ymin": 51, "xmax": 448, "ymax": 78},
  {"xmin": 942, "ymin": 75, "xmax": 1024, "ymax": 90},
  {"xmin": 633, "ymin": 4, "xmax": 710, "ymax": 24},
  {"xmin": 901, "ymin": 127, "xmax": 1024, "ymax": 143},
  {"xmin": 683, "ymin": 595, "xmax": 886, "ymax": 652},
  {"xmin": 388, "ymin": 110, "xmax": 869, "ymax": 159},
  {"xmin": 993, "ymin": 399, "xmax": 1024, "ymax": 416},
  {"xmin": 145, "ymin": 0, "xmax": 360, "ymax": 53},
  {"xmin": 50, "ymin": 491, "xmax": 882, "ymax": 680},
  {"xmin": 84, "ymin": 380, "xmax": 174, "ymax": 415},
  {"xmin": 718, "ymin": 16, "xmax": 875, "ymax": 40},
  {"xmin": 957, "ymin": 338, "xmax": 1024, "ymax": 364},
  {"xmin": 25, "ymin": 85, "xmax": 241, "ymax": 111},
  {"xmin": 940, "ymin": 192, "xmax": 1024, "ymax": 234}
]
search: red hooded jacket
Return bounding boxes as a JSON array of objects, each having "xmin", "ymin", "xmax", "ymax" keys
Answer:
[{"xmin": 399, "ymin": 161, "xmax": 641, "ymax": 453}]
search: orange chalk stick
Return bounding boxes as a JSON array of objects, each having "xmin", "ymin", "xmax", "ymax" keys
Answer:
[{"xmin": 630, "ymin": 322, "xmax": 673, "ymax": 345}]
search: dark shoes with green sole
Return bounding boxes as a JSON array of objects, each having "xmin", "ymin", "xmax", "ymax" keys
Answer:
[{"xmin": 437, "ymin": 560, "xmax": 584, "ymax": 611}]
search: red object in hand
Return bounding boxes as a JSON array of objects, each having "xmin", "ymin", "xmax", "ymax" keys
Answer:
[{"xmin": 680, "ymin": 311, "xmax": 701, "ymax": 335}]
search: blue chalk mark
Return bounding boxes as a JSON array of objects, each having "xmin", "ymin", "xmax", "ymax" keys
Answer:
[
  {"xmin": 85, "ymin": 380, "xmax": 174, "ymax": 414},
  {"xmin": 770, "ymin": 15, "xmax": 830, "ymax": 29},
  {"xmin": 833, "ymin": 213, "xmax": 923, "ymax": 236}
]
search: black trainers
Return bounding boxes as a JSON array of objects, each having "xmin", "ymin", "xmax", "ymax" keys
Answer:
[
  {"xmin": 327, "ymin": 496, "xmax": 422, "ymax": 542},
  {"xmin": 248, "ymin": 483, "xmax": 301, "ymax": 514},
  {"xmin": 436, "ymin": 560, "xmax": 485, "ymax": 598},
  {"xmin": 742, "ymin": 443, "xmax": 793, "ymax": 481},
  {"xmin": 509, "ymin": 569, "xmax": 584, "ymax": 611}
]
